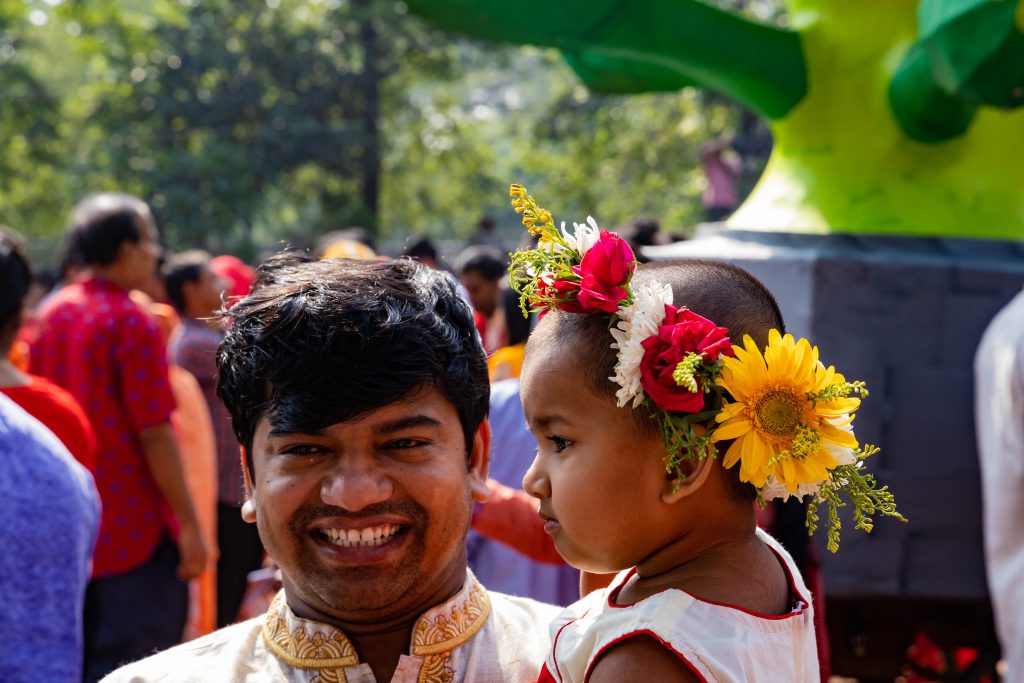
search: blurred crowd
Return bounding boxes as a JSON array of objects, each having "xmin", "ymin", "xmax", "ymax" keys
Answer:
[{"xmin": 2, "ymin": 191, "xmax": 702, "ymax": 681}]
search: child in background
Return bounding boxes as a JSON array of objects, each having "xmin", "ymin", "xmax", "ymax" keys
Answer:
[{"xmin": 507, "ymin": 185, "xmax": 903, "ymax": 682}]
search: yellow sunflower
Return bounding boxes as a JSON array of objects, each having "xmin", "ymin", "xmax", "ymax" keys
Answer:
[{"xmin": 710, "ymin": 329, "xmax": 862, "ymax": 492}]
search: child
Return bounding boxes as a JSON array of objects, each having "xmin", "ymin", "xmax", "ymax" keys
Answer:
[{"xmin": 506, "ymin": 185, "xmax": 903, "ymax": 682}]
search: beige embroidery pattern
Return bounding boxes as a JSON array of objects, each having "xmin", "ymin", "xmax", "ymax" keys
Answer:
[
  {"xmin": 260, "ymin": 576, "xmax": 491, "ymax": 683},
  {"xmin": 262, "ymin": 592, "xmax": 359, "ymax": 682},
  {"xmin": 411, "ymin": 579, "xmax": 491, "ymax": 683}
]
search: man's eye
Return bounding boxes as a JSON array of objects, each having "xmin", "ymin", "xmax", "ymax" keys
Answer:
[
  {"xmin": 547, "ymin": 436, "xmax": 572, "ymax": 453},
  {"xmin": 280, "ymin": 444, "xmax": 324, "ymax": 456},
  {"xmin": 385, "ymin": 439, "xmax": 427, "ymax": 450}
]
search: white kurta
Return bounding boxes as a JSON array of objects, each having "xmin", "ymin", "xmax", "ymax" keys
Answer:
[
  {"xmin": 104, "ymin": 569, "xmax": 558, "ymax": 683},
  {"xmin": 538, "ymin": 529, "xmax": 819, "ymax": 683},
  {"xmin": 975, "ymin": 289, "xmax": 1024, "ymax": 682}
]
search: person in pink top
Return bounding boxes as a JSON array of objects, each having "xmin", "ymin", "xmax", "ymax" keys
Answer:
[{"xmin": 30, "ymin": 193, "xmax": 209, "ymax": 681}]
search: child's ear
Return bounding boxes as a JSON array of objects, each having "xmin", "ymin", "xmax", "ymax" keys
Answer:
[{"xmin": 661, "ymin": 451, "xmax": 715, "ymax": 504}]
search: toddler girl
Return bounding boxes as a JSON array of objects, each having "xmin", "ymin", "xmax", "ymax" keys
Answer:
[{"xmin": 507, "ymin": 184, "xmax": 903, "ymax": 682}]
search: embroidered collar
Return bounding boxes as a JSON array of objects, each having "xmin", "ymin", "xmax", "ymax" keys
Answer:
[{"xmin": 262, "ymin": 569, "xmax": 492, "ymax": 674}]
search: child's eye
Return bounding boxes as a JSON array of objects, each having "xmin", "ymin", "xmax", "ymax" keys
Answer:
[{"xmin": 547, "ymin": 436, "xmax": 573, "ymax": 453}]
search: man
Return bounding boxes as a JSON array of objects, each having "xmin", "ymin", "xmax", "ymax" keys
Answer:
[
  {"xmin": 457, "ymin": 246, "xmax": 507, "ymax": 354},
  {"xmin": 105, "ymin": 256, "xmax": 559, "ymax": 682},
  {"xmin": 975, "ymin": 289, "xmax": 1024, "ymax": 680},
  {"xmin": 166, "ymin": 250, "xmax": 264, "ymax": 628},
  {"xmin": 30, "ymin": 193, "xmax": 209, "ymax": 680},
  {"xmin": 0, "ymin": 394, "xmax": 101, "ymax": 682}
]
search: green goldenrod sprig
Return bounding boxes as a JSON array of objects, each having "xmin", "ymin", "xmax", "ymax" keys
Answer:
[{"xmin": 806, "ymin": 444, "xmax": 906, "ymax": 552}]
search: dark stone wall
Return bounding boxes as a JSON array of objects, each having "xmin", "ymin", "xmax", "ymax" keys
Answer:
[{"xmin": 645, "ymin": 230, "xmax": 1024, "ymax": 599}]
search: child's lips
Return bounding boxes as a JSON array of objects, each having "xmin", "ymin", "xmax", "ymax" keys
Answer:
[{"xmin": 538, "ymin": 510, "xmax": 560, "ymax": 534}]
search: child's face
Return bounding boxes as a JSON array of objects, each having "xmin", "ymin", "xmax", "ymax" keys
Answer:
[{"xmin": 520, "ymin": 341, "xmax": 672, "ymax": 574}]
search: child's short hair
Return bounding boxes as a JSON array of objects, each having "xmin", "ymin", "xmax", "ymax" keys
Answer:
[{"xmin": 528, "ymin": 259, "xmax": 784, "ymax": 502}]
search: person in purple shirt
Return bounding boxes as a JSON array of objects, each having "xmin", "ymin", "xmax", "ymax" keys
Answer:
[{"xmin": 0, "ymin": 393, "xmax": 100, "ymax": 682}]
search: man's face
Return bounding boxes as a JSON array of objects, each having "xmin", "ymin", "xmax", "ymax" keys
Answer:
[
  {"xmin": 245, "ymin": 387, "xmax": 490, "ymax": 622},
  {"xmin": 459, "ymin": 270, "xmax": 499, "ymax": 317},
  {"xmin": 122, "ymin": 215, "xmax": 163, "ymax": 292},
  {"xmin": 185, "ymin": 265, "xmax": 226, "ymax": 318}
]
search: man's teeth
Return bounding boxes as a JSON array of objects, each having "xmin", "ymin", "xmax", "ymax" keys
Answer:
[{"xmin": 321, "ymin": 524, "xmax": 401, "ymax": 548}]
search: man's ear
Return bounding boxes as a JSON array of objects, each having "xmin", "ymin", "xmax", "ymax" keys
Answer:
[
  {"xmin": 467, "ymin": 419, "xmax": 492, "ymax": 504},
  {"xmin": 240, "ymin": 447, "xmax": 257, "ymax": 523},
  {"xmin": 661, "ymin": 450, "xmax": 715, "ymax": 504}
]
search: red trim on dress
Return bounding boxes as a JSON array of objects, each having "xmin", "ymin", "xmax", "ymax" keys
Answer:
[
  {"xmin": 535, "ymin": 663, "xmax": 558, "ymax": 683},
  {"xmin": 549, "ymin": 607, "xmax": 591, "ymax": 682},
  {"xmin": 605, "ymin": 538, "xmax": 810, "ymax": 621},
  {"xmin": 582, "ymin": 629, "xmax": 708, "ymax": 683}
]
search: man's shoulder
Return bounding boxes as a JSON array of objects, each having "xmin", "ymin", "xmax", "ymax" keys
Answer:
[
  {"xmin": 487, "ymin": 589, "xmax": 563, "ymax": 624},
  {"xmin": 101, "ymin": 617, "xmax": 266, "ymax": 683}
]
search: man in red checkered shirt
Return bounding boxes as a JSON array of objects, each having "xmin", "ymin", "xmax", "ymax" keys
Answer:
[{"xmin": 31, "ymin": 193, "xmax": 209, "ymax": 681}]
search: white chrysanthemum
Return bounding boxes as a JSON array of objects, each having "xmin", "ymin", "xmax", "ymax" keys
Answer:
[
  {"xmin": 556, "ymin": 216, "xmax": 601, "ymax": 256},
  {"xmin": 824, "ymin": 417, "xmax": 857, "ymax": 467},
  {"xmin": 760, "ymin": 476, "xmax": 822, "ymax": 502},
  {"xmin": 608, "ymin": 280, "xmax": 673, "ymax": 408}
]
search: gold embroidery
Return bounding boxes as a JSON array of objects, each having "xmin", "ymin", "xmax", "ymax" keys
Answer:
[
  {"xmin": 412, "ymin": 578, "xmax": 491, "ymax": 683},
  {"xmin": 261, "ymin": 573, "xmax": 491, "ymax": 683},
  {"xmin": 262, "ymin": 592, "xmax": 359, "ymax": 679}
]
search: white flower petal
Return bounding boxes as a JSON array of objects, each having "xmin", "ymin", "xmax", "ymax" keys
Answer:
[{"xmin": 610, "ymin": 280, "xmax": 673, "ymax": 408}]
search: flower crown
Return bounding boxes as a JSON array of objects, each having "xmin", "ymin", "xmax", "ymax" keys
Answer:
[{"xmin": 508, "ymin": 184, "xmax": 904, "ymax": 551}]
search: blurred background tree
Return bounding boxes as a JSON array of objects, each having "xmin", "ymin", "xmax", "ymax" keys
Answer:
[{"xmin": 3, "ymin": 0, "xmax": 764, "ymax": 262}]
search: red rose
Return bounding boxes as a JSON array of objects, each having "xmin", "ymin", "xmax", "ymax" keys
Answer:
[
  {"xmin": 639, "ymin": 305, "xmax": 734, "ymax": 412},
  {"xmin": 532, "ymin": 277, "xmax": 587, "ymax": 314},
  {"xmin": 571, "ymin": 231, "xmax": 636, "ymax": 313}
]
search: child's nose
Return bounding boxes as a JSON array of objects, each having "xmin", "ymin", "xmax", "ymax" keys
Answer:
[{"xmin": 522, "ymin": 454, "xmax": 550, "ymax": 499}]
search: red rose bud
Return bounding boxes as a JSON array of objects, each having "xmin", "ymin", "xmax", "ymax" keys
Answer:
[
  {"xmin": 572, "ymin": 231, "xmax": 636, "ymax": 313},
  {"xmin": 638, "ymin": 305, "xmax": 734, "ymax": 413}
]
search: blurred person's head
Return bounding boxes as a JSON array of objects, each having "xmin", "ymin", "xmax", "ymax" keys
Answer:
[
  {"xmin": 457, "ymin": 246, "xmax": 506, "ymax": 316},
  {"xmin": 165, "ymin": 250, "xmax": 226, "ymax": 319},
  {"xmin": 316, "ymin": 227, "xmax": 377, "ymax": 258},
  {"xmin": 0, "ymin": 228, "xmax": 32, "ymax": 356},
  {"xmin": 68, "ymin": 193, "xmax": 162, "ymax": 292},
  {"xmin": 620, "ymin": 216, "xmax": 665, "ymax": 264},
  {"xmin": 400, "ymin": 234, "xmax": 439, "ymax": 269},
  {"xmin": 210, "ymin": 254, "xmax": 255, "ymax": 304},
  {"xmin": 215, "ymin": 256, "xmax": 491, "ymax": 621}
]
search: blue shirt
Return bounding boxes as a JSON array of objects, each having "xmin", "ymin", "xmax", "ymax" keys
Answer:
[{"xmin": 0, "ymin": 393, "xmax": 100, "ymax": 682}]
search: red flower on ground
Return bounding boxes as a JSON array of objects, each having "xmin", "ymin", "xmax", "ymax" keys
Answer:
[{"xmin": 639, "ymin": 305, "xmax": 734, "ymax": 412}]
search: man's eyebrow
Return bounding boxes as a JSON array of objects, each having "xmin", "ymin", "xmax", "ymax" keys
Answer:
[
  {"xmin": 376, "ymin": 414, "xmax": 444, "ymax": 434},
  {"xmin": 268, "ymin": 426, "xmax": 327, "ymax": 438}
]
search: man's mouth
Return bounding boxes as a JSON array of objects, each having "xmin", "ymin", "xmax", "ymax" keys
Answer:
[{"xmin": 314, "ymin": 524, "xmax": 405, "ymax": 548}]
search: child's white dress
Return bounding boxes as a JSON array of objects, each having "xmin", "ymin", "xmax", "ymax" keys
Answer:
[{"xmin": 535, "ymin": 528, "xmax": 819, "ymax": 683}]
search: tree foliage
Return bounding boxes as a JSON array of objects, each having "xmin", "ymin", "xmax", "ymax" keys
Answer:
[{"xmin": 4, "ymin": 0, "xmax": 751, "ymax": 262}]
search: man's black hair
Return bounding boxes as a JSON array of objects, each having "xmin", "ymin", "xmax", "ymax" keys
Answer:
[
  {"xmin": 0, "ymin": 227, "xmax": 32, "ymax": 352},
  {"xmin": 526, "ymin": 259, "xmax": 785, "ymax": 503},
  {"xmin": 457, "ymin": 246, "xmax": 506, "ymax": 281},
  {"xmin": 164, "ymin": 250, "xmax": 212, "ymax": 314},
  {"xmin": 68, "ymin": 193, "xmax": 153, "ymax": 266},
  {"xmin": 217, "ymin": 256, "xmax": 490, "ymax": 476}
]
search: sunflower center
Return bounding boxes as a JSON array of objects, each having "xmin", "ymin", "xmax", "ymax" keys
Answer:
[{"xmin": 753, "ymin": 388, "xmax": 803, "ymax": 437}]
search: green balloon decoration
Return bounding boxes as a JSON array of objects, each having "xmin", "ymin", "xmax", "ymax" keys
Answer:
[{"xmin": 407, "ymin": 0, "xmax": 1024, "ymax": 239}]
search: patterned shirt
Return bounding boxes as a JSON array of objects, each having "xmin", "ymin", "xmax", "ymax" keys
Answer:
[
  {"xmin": 30, "ymin": 277, "xmax": 177, "ymax": 577},
  {"xmin": 170, "ymin": 319, "xmax": 244, "ymax": 505},
  {"xmin": 103, "ymin": 570, "xmax": 559, "ymax": 682},
  {"xmin": 0, "ymin": 394, "xmax": 101, "ymax": 682}
]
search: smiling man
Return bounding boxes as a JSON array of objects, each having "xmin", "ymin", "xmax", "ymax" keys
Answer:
[{"xmin": 104, "ymin": 256, "xmax": 558, "ymax": 682}]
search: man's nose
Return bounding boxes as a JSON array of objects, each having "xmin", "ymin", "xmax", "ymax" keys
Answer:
[
  {"xmin": 522, "ymin": 453, "xmax": 549, "ymax": 499},
  {"xmin": 320, "ymin": 456, "xmax": 394, "ymax": 512}
]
